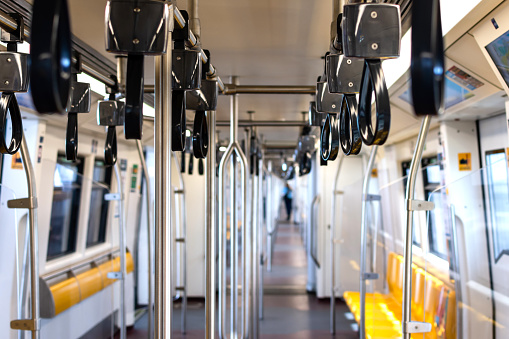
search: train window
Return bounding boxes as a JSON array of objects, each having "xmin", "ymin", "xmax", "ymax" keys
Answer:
[
  {"xmin": 401, "ymin": 161, "xmax": 421, "ymax": 247},
  {"xmin": 47, "ymin": 155, "xmax": 84, "ymax": 260},
  {"xmin": 422, "ymin": 157, "xmax": 448, "ymax": 260},
  {"xmin": 485, "ymin": 149, "xmax": 509, "ymax": 261},
  {"xmin": 86, "ymin": 159, "xmax": 112, "ymax": 248}
]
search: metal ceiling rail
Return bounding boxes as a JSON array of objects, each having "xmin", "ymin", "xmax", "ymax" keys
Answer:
[
  {"xmin": 0, "ymin": 4, "xmax": 225, "ymax": 93},
  {"xmin": 216, "ymin": 120, "xmax": 308, "ymax": 127},
  {"xmin": 224, "ymin": 85, "xmax": 316, "ymax": 95}
]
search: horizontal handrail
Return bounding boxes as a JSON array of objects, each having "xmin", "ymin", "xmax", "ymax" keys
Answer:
[
  {"xmin": 310, "ymin": 195, "xmax": 321, "ymax": 269},
  {"xmin": 42, "ymin": 248, "xmax": 121, "ymax": 281}
]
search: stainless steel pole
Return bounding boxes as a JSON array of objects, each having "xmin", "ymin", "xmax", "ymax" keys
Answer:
[
  {"xmin": 218, "ymin": 144, "xmax": 233, "ymax": 339},
  {"xmin": 13, "ymin": 135, "xmax": 40, "ymax": 339},
  {"xmin": 359, "ymin": 146, "xmax": 378, "ymax": 339},
  {"xmin": 113, "ymin": 164, "xmax": 127, "ymax": 339},
  {"xmin": 450, "ymin": 205, "xmax": 462, "ymax": 339},
  {"xmin": 230, "ymin": 94, "xmax": 238, "ymax": 338},
  {"xmin": 402, "ymin": 116, "xmax": 432, "ymax": 338},
  {"xmin": 205, "ymin": 110, "xmax": 216, "ymax": 339},
  {"xmin": 330, "ymin": 155, "xmax": 344, "ymax": 334},
  {"xmin": 258, "ymin": 157, "xmax": 264, "ymax": 321},
  {"xmin": 172, "ymin": 153, "xmax": 188, "ymax": 334},
  {"xmin": 136, "ymin": 140, "xmax": 153, "ymax": 339},
  {"xmin": 224, "ymin": 85, "xmax": 315, "ymax": 95},
  {"xmin": 154, "ymin": 9, "xmax": 173, "ymax": 337},
  {"xmin": 266, "ymin": 161, "xmax": 273, "ymax": 272}
]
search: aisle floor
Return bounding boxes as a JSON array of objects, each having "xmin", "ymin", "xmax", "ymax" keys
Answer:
[{"xmin": 124, "ymin": 222, "xmax": 358, "ymax": 338}]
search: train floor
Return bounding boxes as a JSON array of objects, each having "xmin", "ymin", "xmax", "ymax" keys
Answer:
[{"xmin": 124, "ymin": 221, "xmax": 358, "ymax": 338}]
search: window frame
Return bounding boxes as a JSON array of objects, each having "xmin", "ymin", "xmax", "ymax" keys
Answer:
[
  {"xmin": 47, "ymin": 154, "xmax": 85, "ymax": 261},
  {"xmin": 485, "ymin": 148, "xmax": 509, "ymax": 262},
  {"xmin": 85, "ymin": 158, "xmax": 112, "ymax": 248}
]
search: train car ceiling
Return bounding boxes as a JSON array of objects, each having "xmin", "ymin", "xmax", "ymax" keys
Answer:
[{"xmin": 2, "ymin": 0, "xmax": 502, "ymax": 148}]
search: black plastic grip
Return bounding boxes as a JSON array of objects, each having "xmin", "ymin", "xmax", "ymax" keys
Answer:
[
  {"xmin": 357, "ymin": 59, "xmax": 391, "ymax": 146},
  {"xmin": 0, "ymin": 93, "xmax": 22, "ymax": 155},
  {"xmin": 172, "ymin": 90, "xmax": 187, "ymax": 151},
  {"xmin": 320, "ymin": 113, "xmax": 339, "ymax": 161},
  {"xmin": 30, "ymin": 0, "xmax": 72, "ymax": 114},
  {"xmin": 198, "ymin": 158, "xmax": 204, "ymax": 175},
  {"xmin": 340, "ymin": 94, "xmax": 362, "ymax": 156},
  {"xmin": 188, "ymin": 151, "xmax": 194, "ymax": 175},
  {"xmin": 125, "ymin": 54, "xmax": 144, "ymax": 139},
  {"xmin": 192, "ymin": 110, "xmax": 208, "ymax": 159},
  {"xmin": 104, "ymin": 126, "xmax": 118, "ymax": 166},
  {"xmin": 66, "ymin": 112, "xmax": 78, "ymax": 161},
  {"xmin": 181, "ymin": 152, "xmax": 186, "ymax": 173},
  {"xmin": 411, "ymin": 0, "xmax": 444, "ymax": 116}
]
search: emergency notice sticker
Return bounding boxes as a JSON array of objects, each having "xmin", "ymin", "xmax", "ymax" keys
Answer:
[{"xmin": 458, "ymin": 153, "xmax": 472, "ymax": 171}]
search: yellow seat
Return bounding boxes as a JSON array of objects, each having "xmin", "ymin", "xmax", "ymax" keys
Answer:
[{"xmin": 343, "ymin": 252, "xmax": 457, "ymax": 339}]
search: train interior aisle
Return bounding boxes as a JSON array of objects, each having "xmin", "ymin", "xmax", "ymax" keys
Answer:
[{"xmin": 2, "ymin": 0, "xmax": 509, "ymax": 338}]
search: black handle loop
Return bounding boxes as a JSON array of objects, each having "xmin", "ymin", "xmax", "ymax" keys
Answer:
[
  {"xmin": 192, "ymin": 110, "xmax": 208, "ymax": 159},
  {"xmin": 198, "ymin": 158, "xmax": 204, "ymax": 175},
  {"xmin": 340, "ymin": 94, "xmax": 362, "ymax": 156},
  {"xmin": 172, "ymin": 90, "xmax": 187, "ymax": 151},
  {"xmin": 104, "ymin": 126, "xmax": 118, "ymax": 166},
  {"xmin": 30, "ymin": 0, "xmax": 72, "ymax": 113},
  {"xmin": 411, "ymin": 0, "xmax": 444, "ymax": 116},
  {"xmin": 125, "ymin": 54, "xmax": 144, "ymax": 139},
  {"xmin": 320, "ymin": 113, "xmax": 339, "ymax": 161},
  {"xmin": 357, "ymin": 59, "xmax": 391, "ymax": 146},
  {"xmin": 0, "ymin": 93, "xmax": 22, "ymax": 155},
  {"xmin": 188, "ymin": 151, "xmax": 194, "ymax": 175},
  {"xmin": 65, "ymin": 112, "xmax": 78, "ymax": 161},
  {"xmin": 181, "ymin": 152, "xmax": 186, "ymax": 173}
]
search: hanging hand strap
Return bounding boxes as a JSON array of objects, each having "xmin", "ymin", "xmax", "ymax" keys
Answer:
[
  {"xmin": 188, "ymin": 151, "xmax": 194, "ymax": 175},
  {"xmin": 125, "ymin": 54, "xmax": 144, "ymax": 139},
  {"xmin": 340, "ymin": 94, "xmax": 362, "ymax": 155},
  {"xmin": 320, "ymin": 113, "xmax": 339, "ymax": 161},
  {"xmin": 357, "ymin": 59, "xmax": 391, "ymax": 146},
  {"xmin": 411, "ymin": 0, "xmax": 444, "ymax": 116},
  {"xmin": 30, "ymin": 0, "xmax": 72, "ymax": 113},
  {"xmin": 0, "ymin": 92, "xmax": 22, "ymax": 155},
  {"xmin": 198, "ymin": 158, "xmax": 204, "ymax": 175},
  {"xmin": 172, "ymin": 90, "xmax": 187, "ymax": 151},
  {"xmin": 65, "ymin": 112, "xmax": 78, "ymax": 161},
  {"xmin": 104, "ymin": 126, "xmax": 118, "ymax": 166},
  {"xmin": 192, "ymin": 110, "xmax": 208, "ymax": 158}
]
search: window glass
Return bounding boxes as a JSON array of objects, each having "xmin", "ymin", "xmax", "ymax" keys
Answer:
[
  {"xmin": 48, "ymin": 156, "xmax": 83, "ymax": 260},
  {"xmin": 401, "ymin": 161, "xmax": 422, "ymax": 247},
  {"xmin": 486, "ymin": 150, "xmax": 509, "ymax": 261},
  {"xmin": 422, "ymin": 156, "xmax": 448, "ymax": 259},
  {"xmin": 86, "ymin": 159, "xmax": 112, "ymax": 248}
]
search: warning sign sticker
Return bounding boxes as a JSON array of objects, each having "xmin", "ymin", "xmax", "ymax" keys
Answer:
[{"xmin": 458, "ymin": 153, "xmax": 472, "ymax": 171}]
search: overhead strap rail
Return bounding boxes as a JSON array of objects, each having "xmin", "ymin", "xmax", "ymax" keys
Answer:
[{"xmin": 0, "ymin": 4, "xmax": 225, "ymax": 94}]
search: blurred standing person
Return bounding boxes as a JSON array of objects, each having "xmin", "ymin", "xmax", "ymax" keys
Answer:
[{"xmin": 282, "ymin": 182, "xmax": 293, "ymax": 221}]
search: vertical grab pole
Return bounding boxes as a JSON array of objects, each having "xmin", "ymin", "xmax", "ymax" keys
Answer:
[
  {"xmin": 154, "ymin": 9, "xmax": 173, "ymax": 338},
  {"xmin": 330, "ymin": 155, "xmax": 344, "ymax": 334},
  {"xmin": 113, "ymin": 164, "xmax": 127, "ymax": 339},
  {"xmin": 359, "ymin": 146, "xmax": 378, "ymax": 339},
  {"xmin": 218, "ymin": 144, "xmax": 234, "ymax": 339},
  {"xmin": 230, "ymin": 94, "xmax": 238, "ymax": 339},
  {"xmin": 171, "ymin": 153, "xmax": 187, "ymax": 334},
  {"xmin": 218, "ymin": 78, "xmax": 251, "ymax": 339},
  {"xmin": 402, "ymin": 116, "xmax": 432, "ymax": 338},
  {"xmin": 205, "ymin": 110, "xmax": 216, "ymax": 339},
  {"xmin": 238, "ymin": 146, "xmax": 250, "ymax": 339},
  {"xmin": 250, "ymin": 152, "xmax": 259, "ymax": 339},
  {"xmin": 9, "ymin": 135, "xmax": 40, "ymax": 339},
  {"xmin": 449, "ymin": 205, "xmax": 462, "ymax": 339},
  {"xmin": 259, "ymin": 160, "xmax": 265, "ymax": 320},
  {"xmin": 266, "ymin": 161, "xmax": 273, "ymax": 272},
  {"xmin": 136, "ymin": 140, "xmax": 153, "ymax": 339}
]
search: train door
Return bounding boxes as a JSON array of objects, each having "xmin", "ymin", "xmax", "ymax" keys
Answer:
[{"xmin": 478, "ymin": 113, "xmax": 509, "ymax": 338}]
